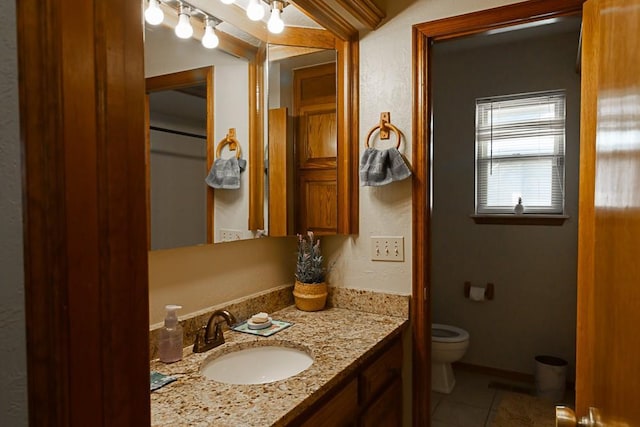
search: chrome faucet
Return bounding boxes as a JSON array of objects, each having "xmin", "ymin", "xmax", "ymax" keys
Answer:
[{"xmin": 193, "ymin": 310, "xmax": 237, "ymax": 353}]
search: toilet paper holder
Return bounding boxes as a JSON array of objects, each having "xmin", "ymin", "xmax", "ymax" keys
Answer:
[{"xmin": 464, "ymin": 281, "xmax": 494, "ymax": 300}]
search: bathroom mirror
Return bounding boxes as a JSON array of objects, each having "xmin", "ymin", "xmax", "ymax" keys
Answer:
[
  {"xmin": 143, "ymin": 2, "xmax": 359, "ymax": 247},
  {"xmin": 145, "ymin": 24, "xmax": 256, "ymax": 249}
]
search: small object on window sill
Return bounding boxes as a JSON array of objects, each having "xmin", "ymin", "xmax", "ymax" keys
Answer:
[{"xmin": 514, "ymin": 197, "xmax": 524, "ymax": 215}]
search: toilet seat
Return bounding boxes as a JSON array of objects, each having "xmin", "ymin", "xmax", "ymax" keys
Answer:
[{"xmin": 432, "ymin": 324, "xmax": 469, "ymax": 343}]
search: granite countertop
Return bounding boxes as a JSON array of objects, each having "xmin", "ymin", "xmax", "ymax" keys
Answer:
[{"xmin": 150, "ymin": 305, "xmax": 408, "ymax": 427}]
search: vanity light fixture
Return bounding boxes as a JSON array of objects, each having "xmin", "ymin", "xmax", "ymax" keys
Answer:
[
  {"xmin": 267, "ymin": 0, "xmax": 285, "ymax": 34},
  {"xmin": 246, "ymin": 0, "xmax": 265, "ymax": 21},
  {"xmin": 144, "ymin": 0, "xmax": 165, "ymax": 25},
  {"xmin": 202, "ymin": 17, "xmax": 220, "ymax": 49},
  {"xmin": 174, "ymin": 3, "xmax": 194, "ymax": 39}
]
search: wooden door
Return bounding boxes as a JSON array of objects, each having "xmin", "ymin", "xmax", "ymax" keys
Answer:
[
  {"xmin": 573, "ymin": 0, "xmax": 640, "ymax": 424},
  {"xmin": 294, "ymin": 63, "xmax": 337, "ymax": 234},
  {"xmin": 268, "ymin": 107, "xmax": 292, "ymax": 236}
]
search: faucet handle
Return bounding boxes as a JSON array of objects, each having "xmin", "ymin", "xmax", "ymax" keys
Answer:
[{"xmin": 192, "ymin": 325, "xmax": 208, "ymax": 353}]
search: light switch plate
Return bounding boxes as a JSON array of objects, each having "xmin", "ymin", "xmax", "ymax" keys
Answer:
[
  {"xmin": 371, "ymin": 236, "xmax": 404, "ymax": 262},
  {"xmin": 220, "ymin": 229, "xmax": 243, "ymax": 242}
]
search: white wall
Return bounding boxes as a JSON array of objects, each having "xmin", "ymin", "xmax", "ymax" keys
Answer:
[
  {"xmin": 325, "ymin": 0, "xmax": 522, "ymax": 294},
  {"xmin": 148, "ymin": 237, "xmax": 295, "ymax": 324},
  {"xmin": 0, "ymin": 0, "xmax": 28, "ymax": 424},
  {"xmin": 431, "ymin": 26, "xmax": 580, "ymax": 376}
]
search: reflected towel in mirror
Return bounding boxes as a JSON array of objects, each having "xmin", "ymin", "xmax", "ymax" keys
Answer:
[
  {"xmin": 359, "ymin": 147, "xmax": 411, "ymax": 186},
  {"xmin": 205, "ymin": 157, "xmax": 247, "ymax": 189}
]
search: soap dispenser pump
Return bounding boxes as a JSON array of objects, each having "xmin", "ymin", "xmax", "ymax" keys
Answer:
[{"xmin": 158, "ymin": 304, "xmax": 184, "ymax": 363}]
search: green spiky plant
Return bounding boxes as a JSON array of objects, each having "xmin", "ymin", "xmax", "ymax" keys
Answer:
[{"xmin": 295, "ymin": 232, "xmax": 326, "ymax": 284}]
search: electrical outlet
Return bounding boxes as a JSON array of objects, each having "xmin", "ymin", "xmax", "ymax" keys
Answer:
[
  {"xmin": 220, "ymin": 229, "xmax": 243, "ymax": 242},
  {"xmin": 371, "ymin": 236, "xmax": 404, "ymax": 262}
]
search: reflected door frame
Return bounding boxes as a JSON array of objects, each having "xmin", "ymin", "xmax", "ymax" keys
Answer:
[{"xmin": 145, "ymin": 66, "xmax": 215, "ymax": 246}]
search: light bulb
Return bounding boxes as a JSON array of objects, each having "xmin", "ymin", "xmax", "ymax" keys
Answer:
[
  {"xmin": 220, "ymin": 0, "xmax": 235, "ymax": 4},
  {"xmin": 202, "ymin": 25, "xmax": 219, "ymax": 49},
  {"xmin": 267, "ymin": 6, "xmax": 284, "ymax": 34},
  {"xmin": 246, "ymin": 0, "xmax": 265, "ymax": 21},
  {"xmin": 144, "ymin": 0, "xmax": 164, "ymax": 25},
  {"xmin": 175, "ymin": 9, "xmax": 193, "ymax": 39}
]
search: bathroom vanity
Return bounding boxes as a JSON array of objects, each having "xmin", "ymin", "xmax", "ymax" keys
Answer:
[{"xmin": 150, "ymin": 306, "xmax": 407, "ymax": 426}]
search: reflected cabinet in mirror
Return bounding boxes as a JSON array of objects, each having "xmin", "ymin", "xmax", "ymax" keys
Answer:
[{"xmin": 266, "ymin": 38, "xmax": 359, "ymax": 237}]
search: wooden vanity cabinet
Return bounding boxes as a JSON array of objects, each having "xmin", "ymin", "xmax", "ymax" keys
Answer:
[{"xmin": 291, "ymin": 334, "xmax": 404, "ymax": 427}]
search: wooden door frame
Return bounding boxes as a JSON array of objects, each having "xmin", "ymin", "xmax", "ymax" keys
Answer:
[
  {"xmin": 18, "ymin": 0, "xmax": 149, "ymax": 425},
  {"xmin": 411, "ymin": 1, "xmax": 585, "ymax": 425}
]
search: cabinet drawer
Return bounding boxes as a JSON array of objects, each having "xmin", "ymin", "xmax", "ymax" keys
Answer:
[
  {"xmin": 359, "ymin": 337, "xmax": 402, "ymax": 405},
  {"xmin": 300, "ymin": 378, "xmax": 358, "ymax": 427}
]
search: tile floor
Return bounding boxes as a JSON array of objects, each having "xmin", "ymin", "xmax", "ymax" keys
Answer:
[{"xmin": 430, "ymin": 368, "xmax": 575, "ymax": 427}]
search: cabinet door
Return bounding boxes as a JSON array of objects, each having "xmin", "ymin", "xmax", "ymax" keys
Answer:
[
  {"xmin": 300, "ymin": 379, "xmax": 358, "ymax": 427},
  {"xmin": 359, "ymin": 376, "xmax": 402, "ymax": 427},
  {"xmin": 359, "ymin": 338, "xmax": 403, "ymax": 404}
]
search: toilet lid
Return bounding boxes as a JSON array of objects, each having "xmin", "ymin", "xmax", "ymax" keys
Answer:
[{"xmin": 432, "ymin": 323, "xmax": 469, "ymax": 343}]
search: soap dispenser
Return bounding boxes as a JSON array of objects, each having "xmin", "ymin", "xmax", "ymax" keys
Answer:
[{"xmin": 158, "ymin": 305, "xmax": 184, "ymax": 363}]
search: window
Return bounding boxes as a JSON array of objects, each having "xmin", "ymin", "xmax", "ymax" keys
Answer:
[{"xmin": 475, "ymin": 91, "xmax": 566, "ymax": 215}]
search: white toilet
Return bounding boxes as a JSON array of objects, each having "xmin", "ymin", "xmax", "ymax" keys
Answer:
[{"xmin": 431, "ymin": 324, "xmax": 470, "ymax": 393}]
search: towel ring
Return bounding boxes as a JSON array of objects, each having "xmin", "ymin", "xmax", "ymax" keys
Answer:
[
  {"xmin": 215, "ymin": 135, "xmax": 242, "ymax": 159},
  {"xmin": 365, "ymin": 122, "xmax": 401, "ymax": 149}
]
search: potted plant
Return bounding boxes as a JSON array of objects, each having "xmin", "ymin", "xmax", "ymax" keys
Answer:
[{"xmin": 293, "ymin": 232, "xmax": 329, "ymax": 311}]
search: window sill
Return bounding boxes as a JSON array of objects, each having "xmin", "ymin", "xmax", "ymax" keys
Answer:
[{"xmin": 470, "ymin": 214, "xmax": 569, "ymax": 226}]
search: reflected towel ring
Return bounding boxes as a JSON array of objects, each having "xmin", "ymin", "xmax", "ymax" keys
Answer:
[
  {"xmin": 215, "ymin": 134, "xmax": 242, "ymax": 159},
  {"xmin": 365, "ymin": 122, "xmax": 401, "ymax": 149}
]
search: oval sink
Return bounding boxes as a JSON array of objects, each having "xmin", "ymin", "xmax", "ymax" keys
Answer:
[{"xmin": 200, "ymin": 344, "xmax": 313, "ymax": 385}]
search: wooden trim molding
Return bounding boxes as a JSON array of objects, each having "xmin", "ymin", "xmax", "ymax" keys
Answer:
[
  {"xmin": 292, "ymin": 0, "xmax": 386, "ymax": 40},
  {"xmin": 414, "ymin": 0, "xmax": 586, "ymax": 41},
  {"xmin": 18, "ymin": 0, "xmax": 150, "ymax": 425},
  {"xmin": 290, "ymin": 0, "xmax": 357, "ymax": 41},
  {"xmin": 411, "ymin": 23, "xmax": 431, "ymax": 427},
  {"xmin": 248, "ymin": 45, "xmax": 266, "ymax": 231},
  {"xmin": 268, "ymin": 27, "xmax": 336, "ymax": 50},
  {"xmin": 335, "ymin": 0, "xmax": 385, "ymax": 29},
  {"xmin": 336, "ymin": 37, "xmax": 359, "ymax": 235},
  {"xmin": 412, "ymin": 1, "xmax": 585, "ymax": 425}
]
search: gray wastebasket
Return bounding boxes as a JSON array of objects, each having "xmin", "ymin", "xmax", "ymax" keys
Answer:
[{"xmin": 534, "ymin": 355, "xmax": 567, "ymax": 402}]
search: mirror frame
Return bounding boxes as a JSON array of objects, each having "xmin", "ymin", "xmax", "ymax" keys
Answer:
[{"xmin": 145, "ymin": 66, "xmax": 215, "ymax": 248}]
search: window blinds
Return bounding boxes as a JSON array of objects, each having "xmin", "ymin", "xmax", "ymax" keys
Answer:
[{"xmin": 475, "ymin": 91, "xmax": 566, "ymax": 214}]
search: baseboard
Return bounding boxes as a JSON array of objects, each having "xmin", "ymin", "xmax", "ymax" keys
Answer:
[
  {"xmin": 452, "ymin": 362, "xmax": 576, "ymax": 390},
  {"xmin": 453, "ymin": 362, "xmax": 534, "ymax": 384}
]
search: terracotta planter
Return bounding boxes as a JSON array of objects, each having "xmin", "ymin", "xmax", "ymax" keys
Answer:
[{"xmin": 293, "ymin": 280, "xmax": 328, "ymax": 311}]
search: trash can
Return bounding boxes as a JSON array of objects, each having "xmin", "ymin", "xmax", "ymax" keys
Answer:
[{"xmin": 535, "ymin": 355, "xmax": 567, "ymax": 402}]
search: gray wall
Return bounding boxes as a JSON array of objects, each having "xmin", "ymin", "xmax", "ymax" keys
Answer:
[
  {"xmin": 0, "ymin": 0, "xmax": 28, "ymax": 424},
  {"xmin": 431, "ymin": 24, "xmax": 581, "ymax": 377}
]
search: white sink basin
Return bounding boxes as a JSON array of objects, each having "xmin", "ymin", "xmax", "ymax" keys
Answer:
[{"xmin": 200, "ymin": 344, "xmax": 313, "ymax": 385}]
